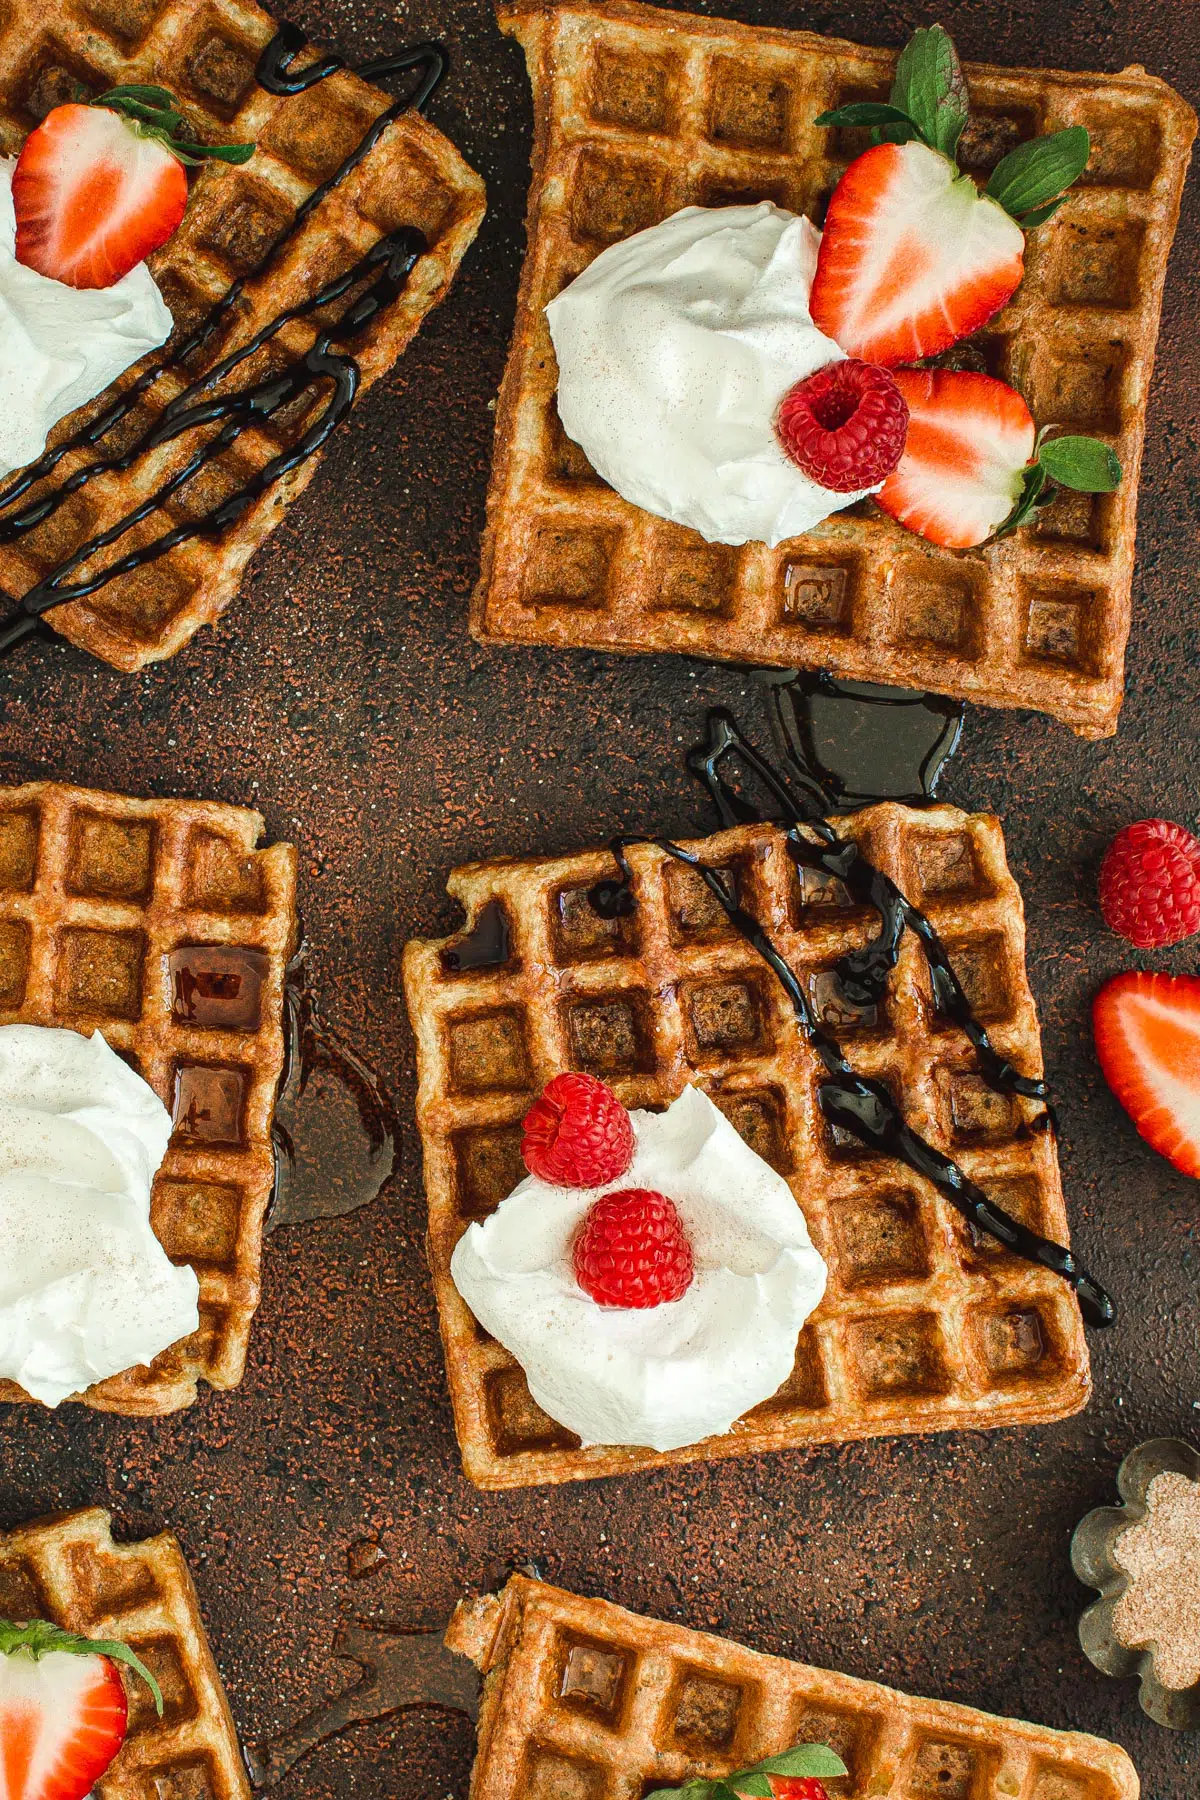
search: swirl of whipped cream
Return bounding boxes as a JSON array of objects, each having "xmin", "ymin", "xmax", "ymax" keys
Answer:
[
  {"xmin": 546, "ymin": 201, "xmax": 878, "ymax": 548},
  {"xmin": 450, "ymin": 1085, "xmax": 827, "ymax": 1451},
  {"xmin": 0, "ymin": 1025, "xmax": 199, "ymax": 1406},
  {"xmin": 0, "ymin": 158, "xmax": 172, "ymax": 483}
]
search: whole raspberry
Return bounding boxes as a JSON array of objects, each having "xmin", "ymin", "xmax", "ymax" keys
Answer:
[
  {"xmin": 775, "ymin": 358, "xmax": 909, "ymax": 491},
  {"xmin": 1099, "ymin": 819, "xmax": 1200, "ymax": 949},
  {"xmin": 573, "ymin": 1187, "xmax": 693, "ymax": 1308},
  {"xmin": 521, "ymin": 1072, "xmax": 634, "ymax": 1187}
]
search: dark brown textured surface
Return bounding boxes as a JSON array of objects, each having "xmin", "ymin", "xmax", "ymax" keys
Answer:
[{"xmin": 0, "ymin": 0, "xmax": 1197, "ymax": 1795}]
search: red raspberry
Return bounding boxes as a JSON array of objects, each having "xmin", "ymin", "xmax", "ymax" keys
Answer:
[
  {"xmin": 1099, "ymin": 819, "xmax": 1200, "ymax": 949},
  {"xmin": 521, "ymin": 1072, "xmax": 634, "ymax": 1187},
  {"xmin": 756, "ymin": 1783, "xmax": 830, "ymax": 1800},
  {"xmin": 573, "ymin": 1187, "xmax": 693, "ymax": 1308},
  {"xmin": 775, "ymin": 358, "xmax": 908, "ymax": 491}
]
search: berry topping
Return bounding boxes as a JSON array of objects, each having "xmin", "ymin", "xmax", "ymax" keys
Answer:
[
  {"xmin": 573, "ymin": 1187, "xmax": 693, "ymax": 1308},
  {"xmin": 0, "ymin": 1619, "xmax": 163, "ymax": 1800},
  {"xmin": 1093, "ymin": 973, "xmax": 1200, "ymax": 1178},
  {"xmin": 1099, "ymin": 820, "xmax": 1200, "ymax": 949},
  {"xmin": 875, "ymin": 368, "xmax": 1035, "ymax": 547},
  {"xmin": 645, "ymin": 1742, "xmax": 845, "ymax": 1800},
  {"xmin": 13, "ymin": 86, "xmax": 253, "ymax": 291},
  {"xmin": 521, "ymin": 1072, "xmax": 634, "ymax": 1187},
  {"xmin": 775, "ymin": 359, "xmax": 909, "ymax": 492},
  {"xmin": 757, "ymin": 1783, "xmax": 830, "ymax": 1800}
]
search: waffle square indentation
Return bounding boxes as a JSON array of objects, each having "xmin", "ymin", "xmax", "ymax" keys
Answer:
[
  {"xmin": 452, "ymin": 1125, "xmax": 526, "ymax": 1221},
  {"xmin": 1032, "ymin": 347, "xmax": 1125, "ymax": 433},
  {"xmin": 448, "ymin": 1009, "xmax": 532, "ymax": 1095},
  {"xmin": 590, "ymin": 43, "xmax": 678, "ymax": 133},
  {"xmin": 83, "ymin": 0, "xmax": 165, "ymax": 49},
  {"xmin": 66, "ymin": 813, "xmax": 155, "ymax": 901},
  {"xmin": 126, "ymin": 1636, "xmax": 198, "ymax": 1729},
  {"xmin": 807, "ymin": 968, "xmax": 882, "ymax": 1036},
  {"xmin": 177, "ymin": 17, "xmax": 259, "ymax": 121},
  {"xmin": 1022, "ymin": 584, "xmax": 1100, "ymax": 673},
  {"xmin": 259, "ymin": 88, "xmax": 381, "ymax": 182},
  {"xmin": 56, "ymin": 927, "xmax": 146, "ymax": 1020},
  {"xmin": 957, "ymin": 104, "xmax": 1041, "ymax": 175},
  {"xmin": 899, "ymin": 570, "xmax": 982, "ymax": 659},
  {"xmin": 0, "ymin": 921, "xmax": 31, "ymax": 1007},
  {"xmin": 706, "ymin": 60, "xmax": 791, "ymax": 149},
  {"xmin": 568, "ymin": 994, "xmax": 654, "ymax": 1076},
  {"xmin": 788, "ymin": 1701, "xmax": 884, "ymax": 1789},
  {"xmin": 1077, "ymin": 104, "xmax": 1163, "ymax": 189},
  {"xmin": 0, "ymin": 1560, "xmax": 46, "ymax": 1619},
  {"xmin": 832, "ymin": 1190, "xmax": 930, "ymax": 1288},
  {"xmin": 62, "ymin": 1540, "xmax": 158, "ymax": 1618},
  {"xmin": 908, "ymin": 1736, "xmax": 998, "ymax": 1798},
  {"xmin": 974, "ymin": 1303, "xmax": 1054, "ymax": 1383},
  {"xmin": 942, "ymin": 935, "xmax": 1014, "ymax": 1023},
  {"xmin": 196, "ymin": 176, "xmax": 293, "ymax": 273},
  {"xmin": 554, "ymin": 884, "xmax": 633, "ymax": 961},
  {"xmin": 847, "ymin": 1314, "xmax": 951, "ymax": 1400},
  {"xmin": 487, "ymin": 1367, "xmax": 579, "ymax": 1455},
  {"xmin": 955, "ymin": 1176, "xmax": 1049, "ymax": 1270},
  {"xmin": 654, "ymin": 542, "xmax": 740, "ymax": 616},
  {"xmin": 151, "ymin": 1180, "xmax": 243, "ymax": 1268},
  {"xmin": 0, "ymin": 808, "xmax": 39, "ymax": 891},
  {"xmin": 523, "ymin": 526, "xmax": 618, "ymax": 609},
  {"xmin": 171, "ymin": 1063, "xmax": 249, "ymax": 1148},
  {"xmin": 185, "ymin": 830, "xmax": 268, "ymax": 915},
  {"xmin": 145, "ymin": 1760, "xmax": 220, "ymax": 1800},
  {"xmin": 664, "ymin": 858, "xmax": 739, "ymax": 939},
  {"xmin": 1053, "ymin": 221, "xmax": 1145, "ymax": 308},
  {"xmin": 571, "ymin": 147, "xmax": 666, "ymax": 244},
  {"xmin": 168, "ymin": 945, "xmax": 267, "ymax": 1032},
  {"xmin": 1033, "ymin": 486, "xmax": 1109, "ymax": 552},
  {"xmin": 683, "ymin": 975, "xmax": 770, "ymax": 1058},
  {"xmin": 20, "ymin": 40, "xmax": 106, "ymax": 122},
  {"xmin": 672, "ymin": 1671, "xmax": 745, "ymax": 1750},
  {"xmin": 558, "ymin": 1635, "xmax": 631, "ymax": 1720},
  {"xmin": 943, "ymin": 1071, "xmax": 1022, "ymax": 1145},
  {"xmin": 1029, "ymin": 1764, "xmax": 1096, "ymax": 1800},
  {"xmin": 523, "ymin": 1749, "xmax": 605, "ymax": 1800},
  {"xmin": 907, "ymin": 831, "xmax": 984, "ymax": 903},
  {"xmin": 751, "ymin": 1325, "xmax": 828, "ymax": 1415},
  {"xmin": 781, "ymin": 556, "xmax": 856, "ymax": 633},
  {"xmin": 711, "ymin": 1086, "xmax": 791, "ymax": 1174}
]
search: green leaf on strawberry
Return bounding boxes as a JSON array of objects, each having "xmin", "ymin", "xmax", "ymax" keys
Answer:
[
  {"xmin": 97, "ymin": 84, "xmax": 255, "ymax": 166},
  {"xmin": 642, "ymin": 1742, "xmax": 847, "ymax": 1799},
  {"xmin": 986, "ymin": 126, "xmax": 1092, "ymax": 221},
  {"xmin": 0, "ymin": 1617, "xmax": 164, "ymax": 1715},
  {"xmin": 997, "ymin": 431, "xmax": 1121, "ymax": 540},
  {"xmin": 888, "ymin": 24, "xmax": 968, "ymax": 157}
]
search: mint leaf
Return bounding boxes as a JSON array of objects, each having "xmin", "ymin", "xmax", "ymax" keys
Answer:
[
  {"xmin": 734, "ymin": 1745, "xmax": 849, "ymax": 1780},
  {"xmin": 986, "ymin": 126, "xmax": 1091, "ymax": 220},
  {"xmin": 814, "ymin": 100, "xmax": 922, "ymax": 142},
  {"xmin": 995, "ymin": 460, "xmax": 1048, "ymax": 539},
  {"xmin": 1039, "ymin": 435, "xmax": 1122, "ymax": 491},
  {"xmin": 727, "ymin": 1778, "xmax": 771, "ymax": 1797},
  {"xmin": 890, "ymin": 24, "xmax": 968, "ymax": 158},
  {"xmin": 1015, "ymin": 197, "xmax": 1067, "ymax": 228}
]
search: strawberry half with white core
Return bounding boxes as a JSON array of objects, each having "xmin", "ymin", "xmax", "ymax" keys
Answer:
[
  {"xmin": 877, "ymin": 368, "xmax": 1121, "ymax": 549},
  {"xmin": 813, "ymin": 25, "xmax": 1091, "ymax": 365},
  {"xmin": 13, "ymin": 85, "xmax": 252, "ymax": 290},
  {"xmin": 644, "ymin": 1742, "xmax": 846, "ymax": 1800},
  {"xmin": 1094, "ymin": 973, "xmax": 1200, "ymax": 1179},
  {"xmin": 0, "ymin": 1618, "xmax": 163, "ymax": 1800}
]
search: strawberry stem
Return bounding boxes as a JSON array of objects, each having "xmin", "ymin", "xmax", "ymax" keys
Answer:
[
  {"xmin": 0, "ymin": 1618, "xmax": 164, "ymax": 1715},
  {"xmin": 95, "ymin": 84, "xmax": 255, "ymax": 166}
]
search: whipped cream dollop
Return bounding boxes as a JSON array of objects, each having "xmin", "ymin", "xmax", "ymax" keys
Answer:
[
  {"xmin": 0, "ymin": 1025, "xmax": 199, "ymax": 1407},
  {"xmin": 451, "ymin": 1085, "xmax": 827, "ymax": 1451},
  {"xmin": 547, "ymin": 202, "xmax": 878, "ymax": 548},
  {"xmin": 0, "ymin": 158, "xmax": 172, "ymax": 483}
]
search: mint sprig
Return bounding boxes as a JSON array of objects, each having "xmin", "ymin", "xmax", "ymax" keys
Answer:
[
  {"xmin": 998, "ymin": 431, "xmax": 1122, "ymax": 539},
  {"xmin": 95, "ymin": 84, "xmax": 255, "ymax": 167},
  {"xmin": 815, "ymin": 23, "xmax": 1089, "ymax": 228},
  {"xmin": 0, "ymin": 1618, "xmax": 164, "ymax": 1715},
  {"xmin": 643, "ymin": 1742, "xmax": 847, "ymax": 1800}
]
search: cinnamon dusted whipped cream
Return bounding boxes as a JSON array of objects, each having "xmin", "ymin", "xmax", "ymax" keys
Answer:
[
  {"xmin": 450, "ymin": 1084, "xmax": 827, "ymax": 1451},
  {"xmin": 546, "ymin": 202, "xmax": 879, "ymax": 547}
]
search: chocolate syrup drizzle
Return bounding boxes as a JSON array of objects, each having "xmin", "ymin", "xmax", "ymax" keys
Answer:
[
  {"xmin": 0, "ymin": 21, "xmax": 447, "ymax": 658},
  {"xmin": 588, "ymin": 711, "xmax": 1115, "ymax": 1328}
]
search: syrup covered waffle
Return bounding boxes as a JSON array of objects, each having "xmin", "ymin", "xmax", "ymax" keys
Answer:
[
  {"xmin": 0, "ymin": 0, "xmax": 485, "ymax": 671},
  {"xmin": 0, "ymin": 779, "xmax": 297, "ymax": 1414},
  {"xmin": 473, "ymin": 0, "xmax": 1195, "ymax": 738},
  {"xmin": 403, "ymin": 808, "xmax": 1091, "ymax": 1489},
  {"xmin": 0, "ymin": 1507, "xmax": 251, "ymax": 1800},
  {"xmin": 446, "ymin": 1574, "xmax": 1139, "ymax": 1800}
]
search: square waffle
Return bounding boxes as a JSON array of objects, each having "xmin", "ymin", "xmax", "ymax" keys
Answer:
[
  {"xmin": 0, "ymin": 1507, "xmax": 250, "ymax": 1800},
  {"xmin": 0, "ymin": 778, "xmax": 297, "ymax": 1414},
  {"xmin": 403, "ymin": 807, "xmax": 1091, "ymax": 1489},
  {"xmin": 472, "ymin": 0, "xmax": 1196, "ymax": 738},
  {"xmin": 0, "ymin": 0, "xmax": 485, "ymax": 671},
  {"xmin": 446, "ymin": 1574, "xmax": 1139, "ymax": 1799}
]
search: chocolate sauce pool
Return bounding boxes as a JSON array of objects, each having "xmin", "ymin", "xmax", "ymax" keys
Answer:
[
  {"xmin": 588, "ymin": 711, "xmax": 1114, "ymax": 1329},
  {"xmin": 0, "ymin": 23, "xmax": 446, "ymax": 657}
]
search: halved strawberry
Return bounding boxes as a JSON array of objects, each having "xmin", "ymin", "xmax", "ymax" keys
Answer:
[
  {"xmin": 810, "ymin": 140, "xmax": 1025, "ymax": 367},
  {"xmin": 0, "ymin": 1619, "xmax": 162, "ymax": 1800},
  {"xmin": 12, "ymin": 86, "xmax": 252, "ymax": 290},
  {"xmin": 875, "ymin": 368, "xmax": 1036, "ymax": 548},
  {"xmin": 1094, "ymin": 972, "xmax": 1200, "ymax": 1179}
]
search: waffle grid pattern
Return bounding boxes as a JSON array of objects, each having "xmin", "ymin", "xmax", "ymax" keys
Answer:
[
  {"xmin": 404, "ymin": 808, "xmax": 1090, "ymax": 1490},
  {"xmin": 0, "ymin": 0, "xmax": 485, "ymax": 671},
  {"xmin": 472, "ymin": 0, "xmax": 1196, "ymax": 737},
  {"xmin": 0, "ymin": 780, "xmax": 297, "ymax": 1414},
  {"xmin": 449, "ymin": 1575, "xmax": 1139, "ymax": 1800},
  {"xmin": 0, "ymin": 1508, "xmax": 251, "ymax": 1800}
]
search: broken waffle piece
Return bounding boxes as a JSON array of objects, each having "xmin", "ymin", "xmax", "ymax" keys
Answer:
[{"xmin": 403, "ymin": 807, "xmax": 1091, "ymax": 1490}]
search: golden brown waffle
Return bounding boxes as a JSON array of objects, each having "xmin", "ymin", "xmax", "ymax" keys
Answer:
[
  {"xmin": 473, "ymin": 0, "xmax": 1195, "ymax": 738},
  {"xmin": 0, "ymin": 778, "xmax": 297, "ymax": 1414},
  {"xmin": 0, "ymin": 1507, "xmax": 250, "ymax": 1800},
  {"xmin": 403, "ymin": 807, "xmax": 1091, "ymax": 1489},
  {"xmin": 446, "ymin": 1573, "xmax": 1139, "ymax": 1800},
  {"xmin": 0, "ymin": 0, "xmax": 485, "ymax": 671}
]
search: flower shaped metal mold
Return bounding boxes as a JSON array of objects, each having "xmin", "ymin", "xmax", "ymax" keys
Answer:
[{"xmin": 1072, "ymin": 1437, "xmax": 1200, "ymax": 1730}]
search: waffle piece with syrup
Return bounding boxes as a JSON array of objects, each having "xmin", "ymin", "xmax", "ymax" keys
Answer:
[
  {"xmin": 473, "ymin": 0, "xmax": 1196, "ymax": 738},
  {"xmin": 0, "ymin": 0, "xmax": 485, "ymax": 671},
  {"xmin": 403, "ymin": 808, "xmax": 1091, "ymax": 1489},
  {"xmin": 446, "ymin": 1574, "xmax": 1139, "ymax": 1800},
  {"xmin": 0, "ymin": 1507, "xmax": 250, "ymax": 1800},
  {"xmin": 0, "ymin": 779, "xmax": 297, "ymax": 1414}
]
